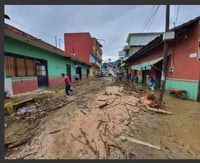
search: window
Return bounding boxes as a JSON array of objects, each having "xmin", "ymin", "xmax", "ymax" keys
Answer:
[
  {"xmin": 5, "ymin": 55, "xmax": 15, "ymax": 77},
  {"xmin": 5, "ymin": 54, "xmax": 37, "ymax": 77},
  {"xmin": 16, "ymin": 57, "xmax": 26, "ymax": 76},
  {"xmin": 26, "ymin": 59, "xmax": 35, "ymax": 76},
  {"xmin": 36, "ymin": 64, "xmax": 46, "ymax": 76}
]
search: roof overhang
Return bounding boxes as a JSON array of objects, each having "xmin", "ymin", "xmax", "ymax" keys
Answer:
[
  {"xmin": 126, "ymin": 16, "xmax": 200, "ymax": 64},
  {"xmin": 5, "ymin": 28, "xmax": 70, "ymax": 58},
  {"xmin": 131, "ymin": 57, "xmax": 163, "ymax": 70}
]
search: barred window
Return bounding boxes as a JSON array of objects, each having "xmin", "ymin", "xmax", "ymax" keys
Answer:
[
  {"xmin": 26, "ymin": 59, "xmax": 35, "ymax": 76},
  {"xmin": 16, "ymin": 57, "xmax": 26, "ymax": 76},
  {"xmin": 5, "ymin": 54, "xmax": 37, "ymax": 77},
  {"xmin": 36, "ymin": 64, "xmax": 46, "ymax": 76},
  {"xmin": 5, "ymin": 55, "xmax": 15, "ymax": 77}
]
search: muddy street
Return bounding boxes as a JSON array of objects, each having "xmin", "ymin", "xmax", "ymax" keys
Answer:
[{"xmin": 4, "ymin": 76, "xmax": 200, "ymax": 159}]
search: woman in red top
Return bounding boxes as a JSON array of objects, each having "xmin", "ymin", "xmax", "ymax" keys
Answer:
[{"xmin": 61, "ymin": 73, "xmax": 74, "ymax": 96}]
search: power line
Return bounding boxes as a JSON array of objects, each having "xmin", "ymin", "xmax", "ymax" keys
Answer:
[
  {"xmin": 175, "ymin": 5, "xmax": 180, "ymax": 26},
  {"xmin": 6, "ymin": 19, "xmax": 65, "ymax": 49},
  {"xmin": 9, "ymin": 19, "xmax": 55, "ymax": 38},
  {"xmin": 142, "ymin": 5, "xmax": 157, "ymax": 31},
  {"xmin": 143, "ymin": 5, "xmax": 160, "ymax": 32}
]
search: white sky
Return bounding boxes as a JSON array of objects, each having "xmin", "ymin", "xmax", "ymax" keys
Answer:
[{"xmin": 4, "ymin": 5, "xmax": 200, "ymax": 62}]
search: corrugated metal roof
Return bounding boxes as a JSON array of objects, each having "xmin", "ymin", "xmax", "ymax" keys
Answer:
[
  {"xmin": 125, "ymin": 16, "xmax": 200, "ymax": 63},
  {"xmin": 127, "ymin": 33, "xmax": 161, "ymax": 46}
]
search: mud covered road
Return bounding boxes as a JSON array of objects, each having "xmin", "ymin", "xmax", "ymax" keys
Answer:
[{"xmin": 4, "ymin": 76, "xmax": 200, "ymax": 159}]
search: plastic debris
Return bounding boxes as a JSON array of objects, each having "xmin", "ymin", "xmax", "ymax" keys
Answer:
[{"xmin": 17, "ymin": 105, "xmax": 36, "ymax": 115}]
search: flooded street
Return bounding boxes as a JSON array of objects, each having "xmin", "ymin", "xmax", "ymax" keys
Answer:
[{"xmin": 4, "ymin": 76, "xmax": 200, "ymax": 159}]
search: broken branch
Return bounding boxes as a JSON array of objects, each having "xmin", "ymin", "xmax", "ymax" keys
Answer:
[
  {"xmin": 119, "ymin": 136, "xmax": 161, "ymax": 150},
  {"xmin": 80, "ymin": 128, "xmax": 98, "ymax": 156},
  {"xmin": 49, "ymin": 129, "xmax": 60, "ymax": 134},
  {"xmin": 71, "ymin": 133, "xmax": 86, "ymax": 145},
  {"xmin": 99, "ymin": 130, "xmax": 109, "ymax": 159}
]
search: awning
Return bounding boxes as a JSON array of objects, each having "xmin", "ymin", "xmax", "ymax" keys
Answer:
[{"xmin": 131, "ymin": 57, "xmax": 163, "ymax": 70}]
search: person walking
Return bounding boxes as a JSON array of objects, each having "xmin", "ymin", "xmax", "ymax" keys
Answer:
[
  {"xmin": 61, "ymin": 73, "xmax": 74, "ymax": 96},
  {"xmin": 147, "ymin": 75, "xmax": 155, "ymax": 90}
]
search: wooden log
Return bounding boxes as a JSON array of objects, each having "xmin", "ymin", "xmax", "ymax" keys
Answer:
[
  {"xmin": 144, "ymin": 104, "xmax": 173, "ymax": 115},
  {"xmin": 140, "ymin": 98, "xmax": 173, "ymax": 115},
  {"xmin": 119, "ymin": 136, "xmax": 161, "ymax": 150}
]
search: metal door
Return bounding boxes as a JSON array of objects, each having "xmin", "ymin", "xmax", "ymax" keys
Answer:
[{"xmin": 36, "ymin": 60, "xmax": 48, "ymax": 87}]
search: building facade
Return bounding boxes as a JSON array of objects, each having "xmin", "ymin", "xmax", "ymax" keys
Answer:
[
  {"xmin": 4, "ymin": 24, "xmax": 90, "ymax": 96},
  {"xmin": 64, "ymin": 32, "xmax": 103, "ymax": 76},
  {"xmin": 125, "ymin": 16, "xmax": 200, "ymax": 101}
]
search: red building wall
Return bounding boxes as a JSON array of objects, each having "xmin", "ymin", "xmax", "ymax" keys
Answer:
[
  {"xmin": 12, "ymin": 79, "xmax": 38, "ymax": 95},
  {"xmin": 48, "ymin": 77, "xmax": 62, "ymax": 88},
  {"xmin": 48, "ymin": 75, "xmax": 88, "ymax": 88},
  {"xmin": 64, "ymin": 33, "xmax": 93, "ymax": 64},
  {"xmin": 167, "ymin": 22, "xmax": 200, "ymax": 80},
  {"xmin": 130, "ymin": 21, "xmax": 200, "ymax": 81}
]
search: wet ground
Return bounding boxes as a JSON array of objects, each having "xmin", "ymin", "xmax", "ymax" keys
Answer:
[{"xmin": 4, "ymin": 76, "xmax": 200, "ymax": 159}]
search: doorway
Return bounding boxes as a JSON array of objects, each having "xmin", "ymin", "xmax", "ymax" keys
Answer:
[
  {"xmin": 66, "ymin": 64, "xmax": 71, "ymax": 81},
  {"xmin": 36, "ymin": 60, "xmax": 48, "ymax": 87}
]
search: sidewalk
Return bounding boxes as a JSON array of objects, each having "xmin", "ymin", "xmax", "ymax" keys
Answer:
[{"xmin": 4, "ymin": 77, "xmax": 91, "ymax": 114}]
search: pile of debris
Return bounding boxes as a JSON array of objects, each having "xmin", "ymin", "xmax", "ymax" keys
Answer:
[{"xmin": 4, "ymin": 77, "xmax": 173, "ymax": 159}]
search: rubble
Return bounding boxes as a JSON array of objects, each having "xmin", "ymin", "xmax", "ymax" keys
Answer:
[{"xmin": 4, "ymin": 77, "xmax": 199, "ymax": 159}]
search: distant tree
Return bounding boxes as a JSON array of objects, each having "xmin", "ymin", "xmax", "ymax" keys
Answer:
[{"xmin": 108, "ymin": 58, "xmax": 111, "ymax": 62}]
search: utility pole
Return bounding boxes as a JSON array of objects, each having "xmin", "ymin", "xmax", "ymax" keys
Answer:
[
  {"xmin": 158, "ymin": 5, "xmax": 170, "ymax": 107},
  {"xmin": 55, "ymin": 36, "xmax": 57, "ymax": 48}
]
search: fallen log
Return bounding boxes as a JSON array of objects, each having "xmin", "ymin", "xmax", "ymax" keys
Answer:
[
  {"xmin": 119, "ymin": 136, "xmax": 161, "ymax": 150},
  {"xmin": 140, "ymin": 98, "xmax": 173, "ymax": 115},
  {"xmin": 143, "ymin": 104, "xmax": 173, "ymax": 115},
  {"xmin": 146, "ymin": 106, "xmax": 173, "ymax": 115}
]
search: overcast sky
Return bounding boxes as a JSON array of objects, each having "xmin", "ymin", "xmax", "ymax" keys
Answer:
[{"xmin": 4, "ymin": 5, "xmax": 200, "ymax": 62}]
